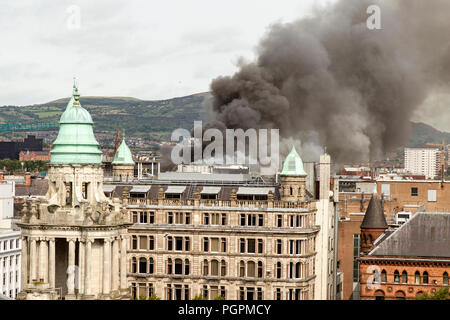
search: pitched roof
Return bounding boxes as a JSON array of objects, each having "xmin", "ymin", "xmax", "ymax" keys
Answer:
[
  {"xmin": 361, "ymin": 193, "xmax": 387, "ymax": 229},
  {"xmin": 370, "ymin": 212, "xmax": 450, "ymax": 258}
]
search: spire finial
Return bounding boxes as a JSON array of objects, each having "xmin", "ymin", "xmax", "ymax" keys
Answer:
[{"xmin": 72, "ymin": 77, "xmax": 80, "ymax": 102}]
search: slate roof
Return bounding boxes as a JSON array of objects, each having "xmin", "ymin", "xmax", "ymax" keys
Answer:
[
  {"xmin": 370, "ymin": 212, "xmax": 450, "ymax": 258},
  {"xmin": 360, "ymin": 193, "xmax": 387, "ymax": 229}
]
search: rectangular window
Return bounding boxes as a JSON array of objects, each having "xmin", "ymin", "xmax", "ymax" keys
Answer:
[
  {"xmin": 140, "ymin": 212, "xmax": 147, "ymax": 224},
  {"xmin": 352, "ymin": 234, "xmax": 361, "ymax": 282},
  {"xmin": 411, "ymin": 187, "xmax": 418, "ymax": 197},
  {"xmin": 240, "ymin": 214, "xmax": 246, "ymax": 226},
  {"xmin": 221, "ymin": 238, "xmax": 227, "ymax": 253},
  {"xmin": 185, "ymin": 212, "xmax": 191, "ymax": 224},
  {"xmin": 210, "ymin": 238, "xmax": 219, "ymax": 252},
  {"xmin": 276, "ymin": 239, "xmax": 282, "ymax": 254},
  {"xmin": 277, "ymin": 215, "xmax": 282, "ymax": 227},
  {"xmin": 149, "ymin": 236, "xmax": 154, "ymax": 250},
  {"xmin": 168, "ymin": 212, "xmax": 173, "ymax": 224},
  {"xmin": 185, "ymin": 237, "xmax": 190, "ymax": 251},
  {"xmin": 247, "ymin": 239, "xmax": 256, "ymax": 253},
  {"xmin": 258, "ymin": 214, "xmax": 264, "ymax": 226},
  {"xmin": 203, "ymin": 238, "xmax": 209, "ymax": 252},
  {"xmin": 381, "ymin": 184, "xmax": 390, "ymax": 196},
  {"xmin": 221, "ymin": 213, "xmax": 227, "ymax": 226},
  {"xmin": 257, "ymin": 239, "xmax": 263, "ymax": 254},
  {"xmin": 132, "ymin": 212, "xmax": 138, "ymax": 223},
  {"xmin": 428, "ymin": 190, "xmax": 437, "ymax": 202},
  {"xmin": 175, "ymin": 237, "xmax": 183, "ymax": 251},
  {"xmin": 139, "ymin": 236, "xmax": 147, "ymax": 250},
  {"xmin": 204, "ymin": 213, "xmax": 210, "ymax": 225},
  {"xmin": 240, "ymin": 239, "xmax": 245, "ymax": 253},
  {"xmin": 149, "ymin": 212, "xmax": 155, "ymax": 224},
  {"xmin": 175, "ymin": 212, "xmax": 183, "ymax": 224},
  {"xmin": 168, "ymin": 237, "xmax": 173, "ymax": 251}
]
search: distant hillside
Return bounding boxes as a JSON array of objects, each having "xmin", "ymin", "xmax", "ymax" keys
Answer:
[
  {"xmin": 0, "ymin": 93, "xmax": 210, "ymax": 141},
  {"xmin": 1, "ymin": 94, "xmax": 448, "ymax": 147},
  {"xmin": 408, "ymin": 122, "xmax": 450, "ymax": 147}
]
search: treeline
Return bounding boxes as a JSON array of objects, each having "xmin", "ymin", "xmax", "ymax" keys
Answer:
[{"xmin": 0, "ymin": 159, "xmax": 48, "ymax": 173}]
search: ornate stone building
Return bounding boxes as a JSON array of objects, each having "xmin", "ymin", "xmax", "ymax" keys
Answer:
[
  {"xmin": 112, "ymin": 137, "xmax": 135, "ymax": 182},
  {"xmin": 16, "ymin": 84, "xmax": 131, "ymax": 300},
  {"xmin": 105, "ymin": 147, "xmax": 338, "ymax": 300}
]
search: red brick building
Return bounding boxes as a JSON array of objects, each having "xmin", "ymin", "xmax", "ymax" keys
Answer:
[
  {"xmin": 19, "ymin": 150, "xmax": 51, "ymax": 161},
  {"xmin": 359, "ymin": 212, "xmax": 450, "ymax": 300}
]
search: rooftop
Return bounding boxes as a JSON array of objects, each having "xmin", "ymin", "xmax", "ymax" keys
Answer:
[{"xmin": 369, "ymin": 212, "xmax": 450, "ymax": 258}]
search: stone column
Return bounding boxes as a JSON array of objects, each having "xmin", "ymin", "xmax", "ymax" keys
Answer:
[
  {"xmin": 112, "ymin": 238, "xmax": 119, "ymax": 293},
  {"xmin": 49, "ymin": 238, "xmax": 55, "ymax": 288},
  {"xmin": 78, "ymin": 240, "xmax": 85, "ymax": 295},
  {"xmin": 30, "ymin": 238, "xmax": 37, "ymax": 281},
  {"xmin": 120, "ymin": 235, "xmax": 127, "ymax": 293},
  {"xmin": 103, "ymin": 238, "xmax": 112, "ymax": 297},
  {"xmin": 39, "ymin": 238, "xmax": 48, "ymax": 283},
  {"xmin": 67, "ymin": 238, "xmax": 76, "ymax": 295},
  {"xmin": 21, "ymin": 237, "xmax": 28, "ymax": 289},
  {"xmin": 84, "ymin": 239, "xmax": 93, "ymax": 296}
]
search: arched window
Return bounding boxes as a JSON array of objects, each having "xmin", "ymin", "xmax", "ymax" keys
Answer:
[
  {"xmin": 375, "ymin": 290, "xmax": 385, "ymax": 301},
  {"xmin": 247, "ymin": 261, "xmax": 256, "ymax": 277},
  {"xmin": 175, "ymin": 258, "xmax": 183, "ymax": 275},
  {"xmin": 276, "ymin": 262, "xmax": 282, "ymax": 279},
  {"xmin": 257, "ymin": 261, "xmax": 263, "ymax": 278},
  {"xmin": 149, "ymin": 258, "xmax": 154, "ymax": 274},
  {"xmin": 167, "ymin": 258, "xmax": 173, "ymax": 274},
  {"xmin": 415, "ymin": 271, "xmax": 421, "ymax": 284},
  {"xmin": 139, "ymin": 257, "xmax": 147, "ymax": 274},
  {"xmin": 211, "ymin": 260, "xmax": 219, "ymax": 276},
  {"xmin": 381, "ymin": 269, "xmax": 387, "ymax": 283},
  {"xmin": 239, "ymin": 261, "xmax": 245, "ymax": 277},
  {"xmin": 401, "ymin": 271, "xmax": 408, "ymax": 283},
  {"xmin": 395, "ymin": 290, "xmax": 406, "ymax": 300},
  {"xmin": 185, "ymin": 259, "xmax": 190, "ymax": 275},
  {"xmin": 394, "ymin": 270, "xmax": 400, "ymax": 283},
  {"xmin": 372, "ymin": 269, "xmax": 380, "ymax": 284},
  {"xmin": 132, "ymin": 257, "xmax": 137, "ymax": 273},
  {"xmin": 221, "ymin": 260, "xmax": 226, "ymax": 276},
  {"xmin": 203, "ymin": 259, "xmax": 209, "ymax": 276},
  {"xmin": 444, "ymin": 272, "xmax": 449, "ymax": 285},
  {"xmin": 423, "ymin": 271, "xmax": 429, "ymax": 284}
]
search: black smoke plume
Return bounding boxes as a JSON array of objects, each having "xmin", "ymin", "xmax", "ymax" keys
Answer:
[{"xmin": 208, "ymin": 0, "xmax": 450, "ymax": 163}]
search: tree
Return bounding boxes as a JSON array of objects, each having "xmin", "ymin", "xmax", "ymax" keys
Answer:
[
  {"xmin": 415, "ymin": 287, "xmax": 450, "ymax": 300},
  {"xmin": 192, "ymin": 294, "xmax": 207, "ymax": 300},
  {"xmin": 148, "ymin": 294, "xmax": 161, "ymax": 300}
]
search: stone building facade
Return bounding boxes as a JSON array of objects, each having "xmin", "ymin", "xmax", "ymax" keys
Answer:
[
  {"xmin": 16, "ymin": 84, "xmax": 131, "ymax": 300},
  {"xmin": 105, "ymin": 148, "xmax": 338, "ymax": 300}
]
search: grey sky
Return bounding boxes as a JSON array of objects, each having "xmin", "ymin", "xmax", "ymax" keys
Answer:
[
  {"xmin": 0, "ymin": 0, "xmax": 446, "ymax": 132},
  {"xmin": 0, "ymin": 0, "xmax": 333, "ymax": 105}
]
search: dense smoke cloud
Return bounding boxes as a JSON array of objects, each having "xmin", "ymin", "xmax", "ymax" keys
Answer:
[{"xmin": 208, "ymin": 0, "xmax": 450, "ymax": 163}]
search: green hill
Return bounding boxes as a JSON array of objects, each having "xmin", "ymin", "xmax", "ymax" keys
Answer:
[
  {"xmin": 0, "ymin": 93, "xmax": 210, "ymax": 141},
  {"xmin": 0, "ymin": 94, "xmax": 448, "ymax": 149}
]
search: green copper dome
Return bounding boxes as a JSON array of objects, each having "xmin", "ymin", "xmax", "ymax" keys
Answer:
[
  {"xmin": 112, "ymin": 138, "xmax": 135, "ymax": 165},
  {"xmin": 50, "ymin": 83, "xmax": 102, "ymax": 165},
  {"xmin": 280, "ymin": 146, "xmax": 307, "ymax": 176}
]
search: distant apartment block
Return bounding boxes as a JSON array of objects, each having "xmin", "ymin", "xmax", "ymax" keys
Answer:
[{"xmin": 404, "ymin": 148, "xmax": 440, "ymax": 179}]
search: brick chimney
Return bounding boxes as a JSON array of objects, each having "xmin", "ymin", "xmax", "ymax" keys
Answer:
[{"xmin": 25, "ymin": 172, "xmax": 31, "ymax": 186}]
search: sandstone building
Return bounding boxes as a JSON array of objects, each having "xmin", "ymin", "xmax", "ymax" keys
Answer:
[
  {"xmin": 17, "ymin": 84, "xmax": 131, "ymax": 300},
  {"xmin": 105, "ymin": 147, "xmax": 338, "ymax": 300}
]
